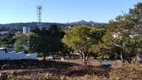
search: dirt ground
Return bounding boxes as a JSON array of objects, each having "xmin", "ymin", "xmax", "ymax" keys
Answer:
[
  {"xmin": 59, "ymin": 59, "xmax": 123, "ymax": 67},
  {"xmin": 0, "ymin": 59, "xmax": 122, "ymax": 74}
]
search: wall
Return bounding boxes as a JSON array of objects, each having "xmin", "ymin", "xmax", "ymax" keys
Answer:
[{"xmin": 0, "ymin": 51, "xmax": 37, "ymax": 60}]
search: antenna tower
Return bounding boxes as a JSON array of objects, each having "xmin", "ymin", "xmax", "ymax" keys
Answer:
[{"xmin": 36, "ymin": 5, "xmax": 42, "ymax": 30}]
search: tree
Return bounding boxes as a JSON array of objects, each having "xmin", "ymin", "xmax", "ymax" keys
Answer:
[
  {"xmin": 2, "ymin": 41, "xmax": 9, "ymax": 49},
  {"xmin": 29, "ymin": 25, "xmax": 65, "ymax": 60},
  {"xmin": 62, "ymin": 25, "xmax": 104, "ymax": 65},
  {"xmin": 102, "ymin": 2, "xmax": 142, "ymax": 63},
  {"xmin": 60, "ymin": 44, "xmax": 73, "ymax": 58},
  {"xmin": 28, "ymin": 33, "xmax": 39, "ymax": 53},
  {"xmin": 0, "ymin": 31, "xmax": 15, "ymax": 49},
  {"xmin": 13, "ymin": 34, "xmax": 28, "ymax": 52}
]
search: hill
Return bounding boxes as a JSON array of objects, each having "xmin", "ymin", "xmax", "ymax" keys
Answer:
[
  {"xmin": 68, "ymin": 20, "xmax": 106, "ymax": 27},
  {"xmin": 0, "ymin": 21, "xmax": 107, "ymax": 31}
]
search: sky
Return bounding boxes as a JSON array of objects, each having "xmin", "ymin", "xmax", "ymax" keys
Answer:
[{"xmin": 0, "ymin": 0, "xmax": 141, "ymax": 24}]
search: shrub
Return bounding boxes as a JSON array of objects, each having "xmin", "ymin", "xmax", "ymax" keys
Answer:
[{"xmin": 109, "ymin": 64, "xmax": 142, "ymax": 80}]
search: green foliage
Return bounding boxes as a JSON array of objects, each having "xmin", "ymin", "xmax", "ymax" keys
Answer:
[
  {"xmin": 101, "ymin": 2, "xmax": 142, "ymax": 61},
  {"xmin": 62, "ymin": 25, "xmax": 104, "ymax": 63},
  {"xmin": 28, "ymin": 33, "xmax": 39, "ymax": 53},
  {"xmin": 63, "ymin": 25, "xmax": 104, "ymax": 50},
  {"xmin": 61, "ymin": 44, "xmax": 73, "ymax": 58},
  {"xmin": 13, "ymin": 34, "xmax": 29, "ymax": 52},
  {"xmin": 29, "ymin": 25, "xmax": 65, "ymax": 59},
  {"xmin": 2, "ymin": 41, "xmax": 9, "ymax": 48},
  {"xmin": 14, "ymin": 39, "xmax": 24, "ymax": 52},
  {"xmin": 0, "ymin": 31, "xmax": 15, "ymax": 48}
]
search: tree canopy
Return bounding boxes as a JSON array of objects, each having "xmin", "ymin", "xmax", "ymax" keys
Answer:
[
  {"xmin": 62, "ymin": 25, "xmax": 104, "ymax": 64},
  {"xmin": 29, "ymin": 25, "xmax": 65, "ymax": 60},
  {"xmin": 13, "ymin": 34, "xmax": 29, "ymax": 52},
  {"xmin": 101, "ymin": 2, "xmax": 142, "ymax": 62}
]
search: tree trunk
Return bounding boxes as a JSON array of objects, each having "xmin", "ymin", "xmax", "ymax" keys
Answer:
[
  {"xmin": 120, "ymin": 41, "xmax": 126, "ymax": 64},
  {"xmin": 82, "ymin": 53, "xmax": 88, "ymax": 65},
  {"xmin": 78, "ymin": 50, "xmax": 88, "ymax": 65},
  {"xmin": 121, "ymin": 43, "xmax": 126, "ymax": 64},
  {"xmin": 120, "ymin": 52, "xmax": 125, "ymax": 63}
]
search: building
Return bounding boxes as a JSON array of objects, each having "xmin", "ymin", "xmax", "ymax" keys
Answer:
[
  {"xmin": 28, "ymin": 27, "xmax": 30, "ymax": 33},
  {"xmin": 23, "ymin": 27, "xmax": 30, "ymax": 34},
  {"xmin": 23, "ymin": 27, "xmax": 27, "ymax": 34}
]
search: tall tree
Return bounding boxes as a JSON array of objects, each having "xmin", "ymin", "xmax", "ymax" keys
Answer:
[
  {"xmin": 62, "ymin": 25, "xmax": 104, "ymax": 65},
  {"xmin": 29, "ymin": 25, "xmax": 65, "ymax": 60},
  {"xmin": 103, "ymin": 2, "xmax": 142, "ymax": 63}
]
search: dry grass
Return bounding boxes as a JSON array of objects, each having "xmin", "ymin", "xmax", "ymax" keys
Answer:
[
  {"xmin": 4, "ymin": 64, "xmax": 142, "ymax": 80},
  {"xmin": 109, "ymin": 64, "xmax": 142, "ymax": 80},
  {"xmin": 6, "ymin": 72, "xmax": 108, "ymax": 80},
  {"xmin": 0, "ymin": 60, "xmax": 142, "ymax": 80}
]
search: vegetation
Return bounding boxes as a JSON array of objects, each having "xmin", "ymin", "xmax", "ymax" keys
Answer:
[
  {"xmin": 1, "ymin": 2, "xmax": 142, "ymax": 64},
  {"xmin": 13, "ymin": 34, "xmax": 29, "ymax": 52},
  {"xmin": 101, "ymin": 2, "xmax": 142, "ymax": 63},
  {"xmin": 0, "ymin": 2, "xmax": 142, "ymax": 80},
  {"xmin": 0, "ymin": 29, "xmax": 15, "ymax": 49},
  {"xmin": 29, "ymin": 25, "xmax": 65, "ymax": 60},
  {"xmin": 0, "ymin": 60, "xmax": 141, "ymax": 80},
  {"xmin": 62, "ymin": 25, "xmax": 104, "ymax": 64},
  {"xmin": 0, "ymin": 21, "xmax": 106, "ymax": 31}
]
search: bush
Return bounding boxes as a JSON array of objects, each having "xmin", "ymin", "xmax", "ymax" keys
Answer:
[
  {"xmin": 66, "ymin": 65, "xmax": 111, "ymax": 77},
  {"xmin": 109, "ymin": 64, "xmax": 142, "ymax": 80}
]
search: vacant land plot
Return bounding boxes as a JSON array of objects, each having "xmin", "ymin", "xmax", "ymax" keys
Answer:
[{"xmin": 0, "ymin": 59, "xmax": 141, "ymax": 80}]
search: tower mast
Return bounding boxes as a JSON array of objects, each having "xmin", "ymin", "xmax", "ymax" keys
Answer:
[{"xmin": 36, "ymin": 5, "xmax": 42, "ymax": 30}]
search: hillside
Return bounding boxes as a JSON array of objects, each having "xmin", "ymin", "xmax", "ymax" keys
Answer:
[{"xmin": 0, "ymin": 21, "xmax": 107, "ymax": 31}]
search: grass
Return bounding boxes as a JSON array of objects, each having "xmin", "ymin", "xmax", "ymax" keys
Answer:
[{"xmin": 0, "ymin": 60, "xmax": 142, "ymax": 80}]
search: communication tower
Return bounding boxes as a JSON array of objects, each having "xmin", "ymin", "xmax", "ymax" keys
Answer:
[{"xmin": 36, "ymin": 5, "xmax": 42, "ymax": 30}]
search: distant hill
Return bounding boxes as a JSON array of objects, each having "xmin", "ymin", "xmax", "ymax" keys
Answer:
[
  {"xmin": 0, "ymin": 21, "xmax": 107, "ymax": 31},
  {"xmin": 0, "ymin": 22, "xmax": 69, "ymax": 31},
  {"xmin": 68, "ymin": 20, "xmax": 106, "ymax": 27}
]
